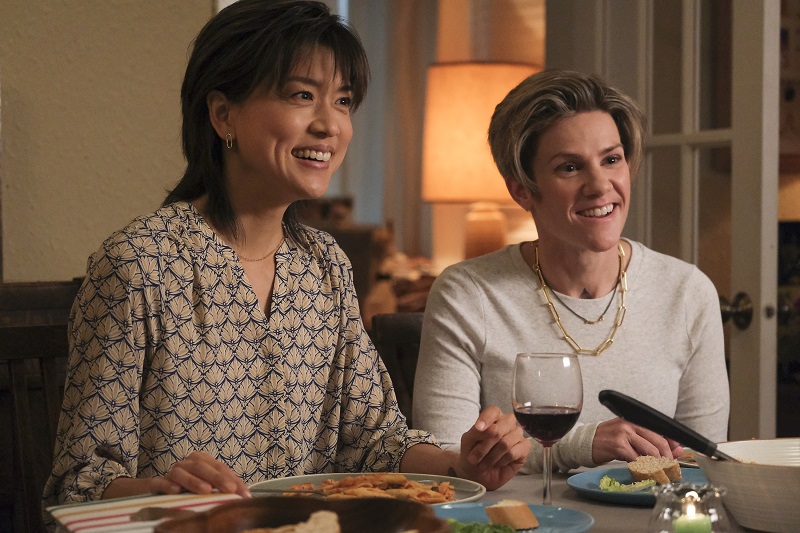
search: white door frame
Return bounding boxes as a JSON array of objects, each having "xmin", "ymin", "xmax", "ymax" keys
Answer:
[{"xmin": 729, "ymin": 1, "xmax": 779, "ymax": 439}]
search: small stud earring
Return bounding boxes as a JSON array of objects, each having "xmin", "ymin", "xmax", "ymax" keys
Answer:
[{"xmin": 226, "ymin": 133, "xmax": 233, "ymax": 149}]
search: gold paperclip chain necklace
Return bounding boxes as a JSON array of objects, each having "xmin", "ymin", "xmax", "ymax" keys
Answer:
[{"xmin": 533, "ymin": 241, "xmax": 628, "ymax": 356}]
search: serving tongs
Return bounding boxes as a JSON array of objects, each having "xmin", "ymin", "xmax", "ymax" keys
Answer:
[{"xmin": 598, "ymin": 389, "xmax": 740, "ymax": 462}]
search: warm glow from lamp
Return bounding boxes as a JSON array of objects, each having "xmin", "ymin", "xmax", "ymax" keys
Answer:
[{"xmin": 421, "ymin": 62, "xmax": 541, "ymax": 259}]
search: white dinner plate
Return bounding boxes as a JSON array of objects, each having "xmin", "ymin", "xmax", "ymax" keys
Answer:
[
  {"xmin": 249, "ymin": 472, "xmax": 486, "ymax": 504},
  {"xmin": 566, "ymin": 467, "xmax": 708, "ymax": 506},
  {"xmin": 435, "ymin": 502, "xmax": 594, "ymax": 532}
]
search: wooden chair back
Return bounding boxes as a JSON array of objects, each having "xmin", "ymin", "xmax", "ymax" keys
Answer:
[
  {"xmin": 370, "ymin": 312, "xmax": 424, "ymax": 428},
  {"xmin": 0, "ymin": 280, "xmax": 81, "ymax": 533}
]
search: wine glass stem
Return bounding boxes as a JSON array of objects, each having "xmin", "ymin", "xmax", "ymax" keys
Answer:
[{"xmin": 542, "ymin": 444, "xmax": 553, "ymax": 505}]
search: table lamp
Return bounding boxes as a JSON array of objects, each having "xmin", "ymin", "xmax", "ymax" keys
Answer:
[{"xmin": 421, "ymin": 62, "xmax": 540, "ymax": 259}]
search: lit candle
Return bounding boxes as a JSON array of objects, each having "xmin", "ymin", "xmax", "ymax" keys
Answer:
[{"xmin": 672, "ymin": 491, "xmax": 713, "ymax": 533}]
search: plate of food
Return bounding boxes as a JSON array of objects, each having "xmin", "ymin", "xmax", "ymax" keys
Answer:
[
  {"xmin": 248, "ymin": 472, "xmax": 486, "ymax": 505},
  {"xmin": 436, "ymin": 500, "xmax": 594, "ymax": 533},
  {"xmin": 566, "ymin": 466, "xmax": 708, "ymax": 506},
  {"xmin": 676, "ymin": 450, "xmax": 699, "ymax": 468}
]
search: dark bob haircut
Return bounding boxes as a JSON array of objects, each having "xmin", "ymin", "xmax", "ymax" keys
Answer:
[{"xmin": 164, "ymin": 0, "xmax": 370, "ymax": 245}]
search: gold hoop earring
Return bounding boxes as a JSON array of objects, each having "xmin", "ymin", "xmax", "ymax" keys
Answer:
[{"xmin": 226, "ymin": 133, "xmax": 233, "ymax": 149}]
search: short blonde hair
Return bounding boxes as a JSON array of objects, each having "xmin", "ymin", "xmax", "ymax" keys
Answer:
[{"xmin": 488, "ymin": 69, "xmax": 645, "ymax": 196}]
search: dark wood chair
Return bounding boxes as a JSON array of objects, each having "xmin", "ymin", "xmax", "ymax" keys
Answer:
[
  {"xmin": 370, "ymin": 312, "xmax": 424, "ymax": 428},
  {"xmin": 0, "ymin": 280, "xmax": 82, "ymax": 533}
]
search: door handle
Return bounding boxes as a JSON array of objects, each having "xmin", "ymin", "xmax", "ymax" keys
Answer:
[{"xmin": 719, "ymin": 292, "xmax": 752, "ymax": 330}]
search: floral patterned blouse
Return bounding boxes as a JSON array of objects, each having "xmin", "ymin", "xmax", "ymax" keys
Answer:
[{"xmin": 43, "ymin": 202, "xmax": 434, "ymax": 506}]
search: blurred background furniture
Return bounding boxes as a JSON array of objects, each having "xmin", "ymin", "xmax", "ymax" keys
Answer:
[
  {"xmin": 370, "ymin": 312, "xmax": 424, "ymax": 428},
  {"xmin": 298, "ymin": 198, "xmax": 437, "ymax": 329},
  {"xmin": 319, "ymin": 223, "xmax": 380, "ymax": 304},
  {"xmin": 0, "ymin": 279, "xmax": 81, "ymax": 533},
  {"xmin": 299, "ymin": 197, "xmax": 380, "ymax": 308}
]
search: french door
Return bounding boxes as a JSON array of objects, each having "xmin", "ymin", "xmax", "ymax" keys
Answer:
[{"xmin": 547, "ymin": 0, "xmax": 780, "ymax": 439}]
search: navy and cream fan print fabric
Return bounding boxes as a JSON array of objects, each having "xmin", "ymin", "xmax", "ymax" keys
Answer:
[{"xmin": 43, "ymin": 202, "xmax": 434, "ymax": 505}]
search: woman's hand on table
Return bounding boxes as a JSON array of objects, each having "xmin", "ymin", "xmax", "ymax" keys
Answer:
[
  {"xmin": 457, "ymin": 405, "xmax": 532, "ymax": 490},
  {"xmin": 102, "ymin": 451, "xmax": 252, "ymax": 499},
  {"xmin": 591, "ymin": 417, "xmax": 683, "ymax": 463},
  {"xmin": 160, "ymin": 451, "xmax": 251, "ymax": 497}
]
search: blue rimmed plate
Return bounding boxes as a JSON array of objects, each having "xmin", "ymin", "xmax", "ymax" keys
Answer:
[
  {"xmin": 434, "ymin": 502, "xmax": 594, "ymax": 532},
  {"xmin": 566, "ymin": 467, "xmax": 708, "ymax": 506}
]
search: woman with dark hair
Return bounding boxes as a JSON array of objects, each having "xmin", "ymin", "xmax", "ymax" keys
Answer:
[
  {"xmin": 414, "ymin": 69, "xmax": 729, "ymax": 474},
  {"xmin": 43, "ymin": 0, "xmax": 529, "ymax": 508}
]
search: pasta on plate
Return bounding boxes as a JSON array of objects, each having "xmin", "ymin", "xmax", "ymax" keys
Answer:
[{"xmin": 286, "ymin": 473, "xmax": 456, "ymax": 504}]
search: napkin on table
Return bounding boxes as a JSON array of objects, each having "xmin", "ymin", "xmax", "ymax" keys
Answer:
[{"xmin": 47, "ymin": 492, "xmax": 242, "ymax": 532}]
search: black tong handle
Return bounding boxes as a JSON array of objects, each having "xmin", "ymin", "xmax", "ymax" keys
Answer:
[{"xmin": 598, "ymin": 389, "xmax": 737, "ymax": 461}]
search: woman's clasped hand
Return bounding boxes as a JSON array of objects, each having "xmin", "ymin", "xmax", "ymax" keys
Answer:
[{"xmin": 457, "ymin": 407, "xmax": 531, "ymax": 490}]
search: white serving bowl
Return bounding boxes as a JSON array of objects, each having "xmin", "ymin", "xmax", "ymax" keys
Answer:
[{"xmin": 694, "ymin": 438, "xmax": 800, "ymax": 533}]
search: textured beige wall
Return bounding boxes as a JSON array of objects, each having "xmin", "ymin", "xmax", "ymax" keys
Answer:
[{"xmin": 0, "ymin": 0, "xmax": 212, "ymax": 282}]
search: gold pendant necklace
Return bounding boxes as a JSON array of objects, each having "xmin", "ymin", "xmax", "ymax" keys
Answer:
[{"xmin": 533, "ymin": 242, "xmax": 628, "ymax": 356}]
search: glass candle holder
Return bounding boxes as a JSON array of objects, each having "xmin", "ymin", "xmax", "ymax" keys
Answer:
[{"xmin": 648, "ymin": 483, "xmax": 731, "ymax": 533}]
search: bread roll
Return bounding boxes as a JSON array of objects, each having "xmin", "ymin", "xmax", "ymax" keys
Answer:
[
  {"xmin": 627, "ymin": 455, "xmax": 682, "ymax": 485},
  {"xmin": 485, "ymin": 499, "xmax": 539, "ymax": 530}
]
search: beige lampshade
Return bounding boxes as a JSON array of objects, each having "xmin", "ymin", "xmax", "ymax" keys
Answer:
[{"xmin": 421, "ymin": 62, "xmax": 541, "ymax": 203}]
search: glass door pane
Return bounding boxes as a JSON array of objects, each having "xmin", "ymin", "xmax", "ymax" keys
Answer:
[
  {"xmin": 648, "ymin": 146, "xmax": 682, "ymax": 258},
  {"xmin": 699, "ymin": 1, "xmax": 732, "ymax": 130},
  {"xmin": 697, "ymin": 147, "xmax": 732, "ymax": 300},
  {"xmin": 652, "ymin": 0, "xmax": 683, "ymax": 135}
]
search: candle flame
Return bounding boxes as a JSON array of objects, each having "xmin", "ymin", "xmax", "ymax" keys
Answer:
[{"xmin": 683, "ymin": 490, "xmax": 700, "ymax": 518}]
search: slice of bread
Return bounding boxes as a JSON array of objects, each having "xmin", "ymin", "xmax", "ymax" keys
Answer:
[
  {"xmin": 485, "ymin": 499, "xmax": 540, "ymax": 530},
  {"xmin": 627, "ymin": 455, "xmax": 682, "ymax": 485}
]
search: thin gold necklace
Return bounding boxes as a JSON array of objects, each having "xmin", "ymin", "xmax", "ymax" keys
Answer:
[
  {"xmin": 549, "ymin": 279, "xmax": 618, "ymax": 325},
  {"xmin": 533, "ymin": 241, "xmax": 627, "ymax": 355},
  {"xmin": 237, "ymin": 239, "xmax": 283, "ymax": 262}
]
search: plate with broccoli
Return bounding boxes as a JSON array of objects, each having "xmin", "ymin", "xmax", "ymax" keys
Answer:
[{"xmin": 566, "ymin": 467, "xmax": 707, "ymax": 506}]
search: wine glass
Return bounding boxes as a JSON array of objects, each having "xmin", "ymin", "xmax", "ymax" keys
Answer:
[{"xmin": 512, "ymin": 352, "xmax": 583, "ymax": 505}]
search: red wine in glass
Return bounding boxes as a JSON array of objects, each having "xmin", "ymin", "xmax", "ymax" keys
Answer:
[
  {"xmin": 512, "ymin": 353, "xmax": 583, "ymax": 505},
  {"xmin": 514, "ymin": 405, "xmax": 581, "ymax": 447}
]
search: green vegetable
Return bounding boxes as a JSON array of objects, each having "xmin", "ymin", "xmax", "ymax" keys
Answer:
[
  {"xmin": 446, "ymin": 518, "xmax": 517, "ymax": 532},
  {"xmin": 598, "ymin": 475, "xmax": 656, "ymax": 493}
]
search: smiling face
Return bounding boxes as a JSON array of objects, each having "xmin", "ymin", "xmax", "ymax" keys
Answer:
[
  {"xmin": 211, "ymin": 47, "xmax": 354, "ymax": 210},
  {"xmin": 509, "ymin": 110, "xmax": 630, "ymax": 254}
]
